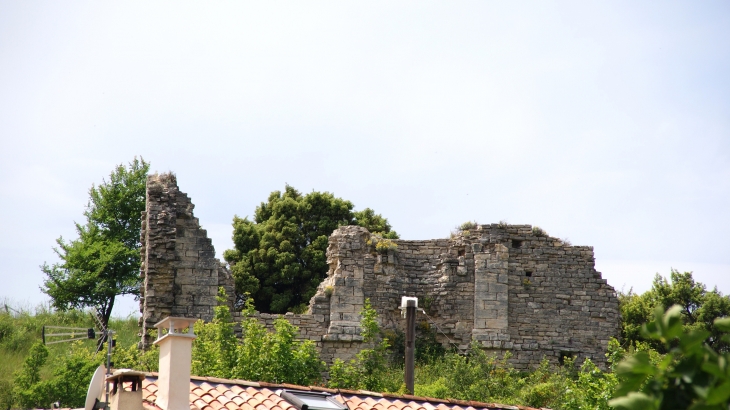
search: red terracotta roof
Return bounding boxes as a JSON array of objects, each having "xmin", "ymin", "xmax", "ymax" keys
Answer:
[{"xmin": 137, "ymin": 373, "xmax": 545, "ymax": 410}]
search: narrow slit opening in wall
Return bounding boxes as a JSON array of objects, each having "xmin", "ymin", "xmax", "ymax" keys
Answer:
[
  {"xmin": 525, "ymin": 271, "xmax": 532, "ymax": 277},
  {"xmin": 512, "ymin": 240, "xmax": 523, "ymax": 249}
]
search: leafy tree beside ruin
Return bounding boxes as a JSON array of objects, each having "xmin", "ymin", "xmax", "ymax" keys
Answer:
[
  {"xmin": 41, "ymin": 158, "xmax": 149, "ymax": 328},
  {"xmin": 224, "ymin": 185, "xmax": 398, "ymax": 314},
  {"xmin": 619, "ymin": 270, "xmax": 730, "ymax": 353}
]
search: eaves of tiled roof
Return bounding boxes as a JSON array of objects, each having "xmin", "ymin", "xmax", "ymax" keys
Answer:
[{"xmin": 137, "ymin": 373, "xmax": 548, "ymax": 410}]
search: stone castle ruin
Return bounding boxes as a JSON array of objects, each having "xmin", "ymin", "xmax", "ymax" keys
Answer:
[{"xmin": 139, "ymin": 173, "xmax": 620, "ymax": 369}]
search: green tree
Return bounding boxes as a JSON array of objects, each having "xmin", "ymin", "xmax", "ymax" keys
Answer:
[
  {"xmin": 224, "ymin": 185, "xmax": 398, "ymax": 313},
  {"xmin": 619, "ymin": 270, "xmax": 730, "ymax": 353},
  {"xmin": 41, "ymin": 158, "xmax": 149, "ymax": 328},
  {"xmin": 610, "ymin": 305, "xmax": 730, "ymax": 410}
]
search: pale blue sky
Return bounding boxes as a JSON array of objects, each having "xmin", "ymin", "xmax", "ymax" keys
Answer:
[{"xmin": 1, "ymin": 1, "xmax": 728, "ymax": 317}]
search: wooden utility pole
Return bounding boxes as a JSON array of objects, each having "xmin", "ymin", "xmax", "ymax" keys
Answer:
[{"xmin": 402, "ymin": 297, "xmax": 417, "ymax": 395}]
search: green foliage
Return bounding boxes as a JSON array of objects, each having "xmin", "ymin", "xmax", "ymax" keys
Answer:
[
  {"xmin": 192, "ymin": 288, "xmax": 239, "ymax": 378},
  {"xmin": 353, "ymin": 208, "xmax": 400, "ymax": 239},
  {"xmin": 413, "ymin": 345, "xmax": 616, "ymax": 410},
  {"xmin": 532, "ymin": 226, "xmax": 548, "ymax": 237},
  {"xmin": 192, "ymin": 288, "xmax": 324, "ymax": 385},
  {"xmin": 112, "ymin": 342, "xmax": 160, "ymax": 373},
  {"xmin": 328, "ymin": 299, "xmax": 397, "ymax": 392},
  {"xmin": 41, "ymin": 158, "xmax": 150, "ymax": 327},
  {"xmin": 0, "ymin": 379, "xmax": 13, "ymax": 410},
  {"xmin": 224, "ymin": 185, "xmax": 398, "ymax": 313},
  {"xmin": 609, "ymin": 305, "xmax": 730, "ymax": 409},
  {"xmin": 458, "ymin": 221, "xmax": 478, "ymax": 231},
  {"xmin": 234, "ymin": 317, "xmax": 324, "ymax": 385},
  {"xmin": 328, "ymin": 299, "xmax": 618, "ymax": 409},
  {"xmin": 0, "ymin": 302, "xmax": 142, "ymax": 410},
  {"xmin": 386, "ymin": 322, "xmax": 446, "ymax": 365},
  {"xmin": 366, "ymin": 233, "xmax": 398, "ymax": 254},
  {"xmin": 450, "ymin": 221, "xmax": 478, "ymax": 238},
  {"xmin": 359, "ymin": 298, "xmax": 379, "ymax": 344},
  {"xmin": 414, "ymin": 344, "xmax": 519, "ymax": 402},
  {"xmin": 13, "ymin": 342, "xmax": 51, "ymax": 409},
  {"xmin": 619, "ymin": 270, "xmax": 730, "ymax": 353},
  {"xmin": 41, "ymin": 344, "xmax": 101, "ymax": 408},
  {"xmin": 12, "ymin": 341, "xmax": 101, "ymax": 409}
]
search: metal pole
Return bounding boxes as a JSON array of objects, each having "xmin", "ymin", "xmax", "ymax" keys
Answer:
[
  {"xmin": 104, "ymin": 330, "xmax": 113, "ymax": 410},
  {"xmin": 405, "ymin": 302, "xmax": 416, "ymax": 395}
]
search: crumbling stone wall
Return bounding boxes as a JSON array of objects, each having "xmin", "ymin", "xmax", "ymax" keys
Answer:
[
  {"xmin": 139, "ymin": 175, "xmax": 619, "ymax": 369},
  {"xmin": 139, "ymin": 173, "xmax": 235, "ymax": 347},
  {"xmin": 309, "ymin": 224, "xmax": 619, "ymax": 368}
]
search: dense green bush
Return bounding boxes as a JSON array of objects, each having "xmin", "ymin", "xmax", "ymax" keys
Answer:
[
  {"xmin": 414, "ymin": 347, "xmax": 617, "ymax": 410},
  {"xmin": 12, "ymin": 341, "xmax": 101, "ymax": 409},
  {"xmin": 610, "ymin": 305, "xmax": 730, "ymax": 409},
  {"xmin": 192, "ymin": 288, "xmax": 324, "ymax": 385}
]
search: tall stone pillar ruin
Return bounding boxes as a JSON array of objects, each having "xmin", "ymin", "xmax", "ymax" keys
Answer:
[{"xmin": 138, "ymin": 173, "xmax": 234, "ymax": 347}]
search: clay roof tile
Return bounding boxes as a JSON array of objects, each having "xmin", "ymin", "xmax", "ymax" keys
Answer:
[
  {"xmin": 200, "ymin": 382, "xmax": 216, "ymax": 393},
  {"xmin": 261, "ymin": 399, "xmax": 277, "ymax": 408},
  {"xmin": 216, "ymin": 385, "xmax": 232, "ymax": 394},
  {"xmin": 201, "ymin": 394, "xmax": 216, "ymax": 404}
]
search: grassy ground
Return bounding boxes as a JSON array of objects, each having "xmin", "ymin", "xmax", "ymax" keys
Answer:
[{"xmin": 0, "ymin": 299, "xmax": 140, "ymax": 408}]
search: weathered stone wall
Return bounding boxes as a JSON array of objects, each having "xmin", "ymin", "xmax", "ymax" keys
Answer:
[
  {"xmin": 139, "ymin": 175, "xmax": 620, "ymax": 369},
  {"xmin": 309, "ymin": 224, "xmax": 619, "ymax": 369},
  {"xmin": 139, "ymin": 173, "xmax": 235, "ymax": 347}
]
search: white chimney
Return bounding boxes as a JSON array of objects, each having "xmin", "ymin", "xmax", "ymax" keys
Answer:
[
  {"xmin": 153, "ymin": 317, "xmax": 197, "ymax": 410},
  {"xmin": 107, "ymin": 369, "xmax": 145, "ymax": 410}
]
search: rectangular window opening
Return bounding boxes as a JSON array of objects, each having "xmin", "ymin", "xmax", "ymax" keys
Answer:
[{"xmin": 559, "ymin": 351, "xmax": 575, "ymax": 366}]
